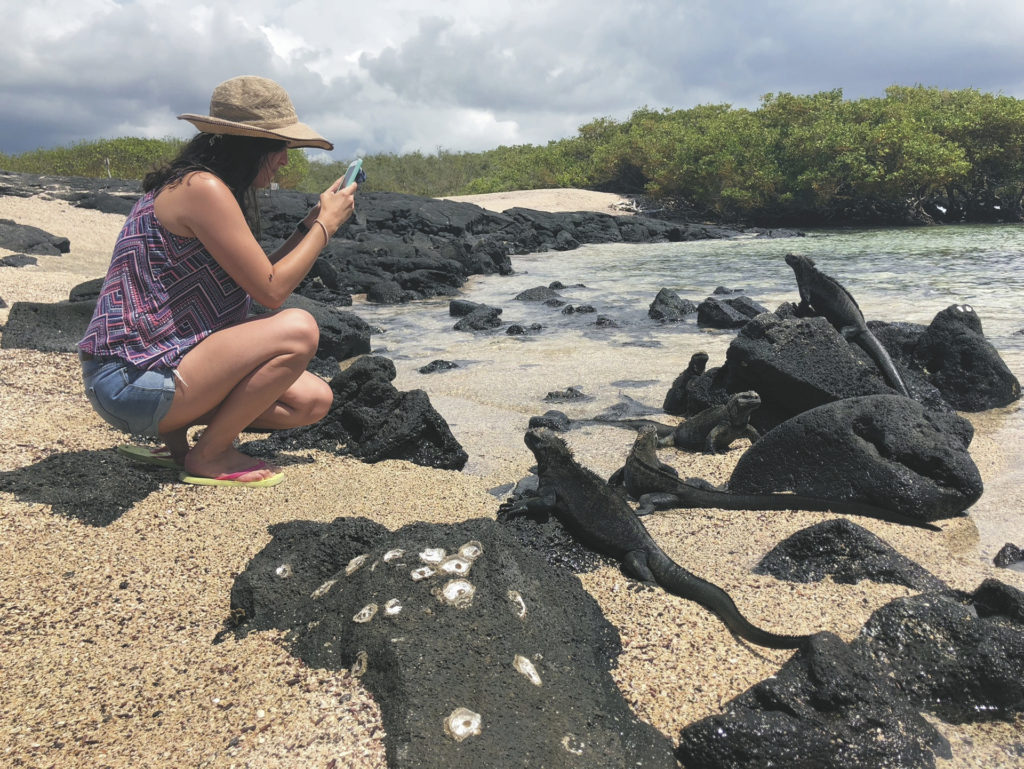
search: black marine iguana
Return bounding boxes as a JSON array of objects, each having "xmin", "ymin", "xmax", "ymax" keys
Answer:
[
  {"xmin": 666, "ymin": 390, "xmax": 761, "ymax": 452},
  {"xmin": 540, "ymin": 390, "xmax": 760, "ymax": 455},
  {"xmin": 609, "ymin": 424, "xmax": 941, "ymax": 531},
  {"xmin": 785, "ymin": 253, "xmax": 910, "ymax": 397},
  {"xmin": 503, "ymin": 427, "xmax": 811, "ymax": 649}
]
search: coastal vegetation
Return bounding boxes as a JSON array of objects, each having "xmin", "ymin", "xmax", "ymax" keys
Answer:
[{"xmin": 3, "ymin": 86, "xmax": 1022, "ymax": 226}]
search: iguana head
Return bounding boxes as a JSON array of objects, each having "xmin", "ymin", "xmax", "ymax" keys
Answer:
[
  {"xmin": 635, "ymin": 423, "xmax": 659, "ymax": 449},
  {"xmin": 688, "ymin": 351, "xmax": 709, "ymax": 374},
  {"xmin": 727, "ymin": 391, "xmax": 761, "ymax": 421},
  {"xmin": 784, "ymin": 253, "xmax": 815, "ymax": 273},
  {"xmin": 524, "ymin": 428, "xmax": 573, "ymax": 470}
]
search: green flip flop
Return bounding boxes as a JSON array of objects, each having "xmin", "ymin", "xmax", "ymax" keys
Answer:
[{"xmin": 116, "ymin": 444, "xmax": 183, "ymax": 469}]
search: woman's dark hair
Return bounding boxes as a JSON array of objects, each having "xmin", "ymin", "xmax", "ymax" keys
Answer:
[{"xmin": 144, "ymin": 133, "xmax": 287, "ymax": 234}]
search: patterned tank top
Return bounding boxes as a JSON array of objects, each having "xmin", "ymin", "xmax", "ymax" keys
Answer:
[{"xmin": 79, "ymin": 190, "xmax": 251, "ymax": 370}]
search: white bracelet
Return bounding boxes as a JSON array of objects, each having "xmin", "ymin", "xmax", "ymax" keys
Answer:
[{"xmin": 312, "ymin": 219, "xmax": 330, "ymax": 246}]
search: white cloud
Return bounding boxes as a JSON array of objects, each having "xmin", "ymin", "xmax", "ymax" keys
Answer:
[{"xmin": 2, "ymin": 0, "xmax": 1024, "ymax": 158}]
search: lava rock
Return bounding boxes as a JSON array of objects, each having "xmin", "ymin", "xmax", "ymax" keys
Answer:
[
  {"xmin": 994, "ymin": 543, "xmax": 1024, "ymax": 569},
  {"xmin": 648, "ymin": 288, "xmax": 697, "ymax": 321},
  {"xmin": 230, "ymin": 517, "xmax": 678, "ymax": 769},
  {"xmin": 419, "ymin": 359, "xmax": 459, "ymax": 374},
  {"xmin": 0, "ymin": 218, "xmax": 70, "ymax": 255},
  {"xmin": 256, "ymin": 355, "xmax": 468, "ymax": 470},
  {"xmin": 905, "ymin": 303, "xmax": 1021, "ymax": 411},
  {"xmin": 676, "ymin": 631, "xmax": 949, "ymax": 769},
  {"xmin": 755, "ymin": 518, "xmax": 947, "ymax": 591},
  {"xmin": 729, "ymin": 394, "xmax": 983, "ymax": 522},
  {"xmin": 662, "ymin": 351, "xmax": 710, "ymax": 415}
]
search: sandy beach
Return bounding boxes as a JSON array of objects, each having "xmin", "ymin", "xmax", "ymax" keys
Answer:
[{"xmin": 2, "ymin": 188, "xmax": 1023, "ymax": 768}]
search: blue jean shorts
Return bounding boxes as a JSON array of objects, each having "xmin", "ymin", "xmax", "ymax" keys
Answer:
[{"xmin": 80, "ymin": 352, "xmax": 176, "ymax": 437}]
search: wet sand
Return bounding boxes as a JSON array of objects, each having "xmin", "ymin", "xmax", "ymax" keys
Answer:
[{"xmin": 1, "ymin": 190, "xmax": 1022, "ymax": 767}]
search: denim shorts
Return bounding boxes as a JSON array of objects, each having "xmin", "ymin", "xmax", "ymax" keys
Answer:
[{"xmin": 80, "ymin": 352, "xmax": 176, "ymax": 437}]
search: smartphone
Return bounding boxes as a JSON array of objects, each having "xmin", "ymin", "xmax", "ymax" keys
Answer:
[{"xmin": 342, "ymin": 158, "xmax": 363, "ymax": 187}]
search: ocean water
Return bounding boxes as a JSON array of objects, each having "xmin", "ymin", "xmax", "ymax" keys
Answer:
[{"xmin": 351, "ymin": 223, "xmax": 1023, "ymax": 557}]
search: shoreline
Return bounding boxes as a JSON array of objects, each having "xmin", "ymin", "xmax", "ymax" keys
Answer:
[{"xmin": 2, "ymin": 189, "xmax": 1023, "ymax": 768}]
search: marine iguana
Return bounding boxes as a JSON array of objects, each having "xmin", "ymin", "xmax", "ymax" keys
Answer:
[
  {"xmin": 667, "ymin": 390, "xmax": 761, "ymax": 452},
  {"xmin": 785, "ymin": 253, "xmax": 910, "ymax": 397},
  {"xmin": 504, "ymin": 427, "xmax": 811, "ymax": 649},
  {"xmin": 609, "ymin": 424, "xmax": 941, "ymax": 531}
]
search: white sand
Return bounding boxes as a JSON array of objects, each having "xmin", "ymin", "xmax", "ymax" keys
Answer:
[{"xmin": 1, "ymin": 189, "xmax": 1022, "ymax": 768}]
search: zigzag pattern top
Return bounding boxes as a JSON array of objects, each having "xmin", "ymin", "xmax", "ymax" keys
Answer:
[{"xmin": 79, "ymin": 191, "xmax": 251, "ymax": 369}]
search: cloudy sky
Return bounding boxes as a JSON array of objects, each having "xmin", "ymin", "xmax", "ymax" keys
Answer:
[{"xmin": 3, "ymin": 0, "xmax": 1024, "ymax": 161}]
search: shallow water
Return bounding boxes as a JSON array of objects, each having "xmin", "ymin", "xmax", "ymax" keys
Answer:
[{"xmin": 352, "ymin": 223, "xmax": 1023, "ymax": 559}]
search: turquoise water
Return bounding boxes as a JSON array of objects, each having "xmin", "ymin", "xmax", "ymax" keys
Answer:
[{"xmin": 357, "ymin": 223, "xmax": 1024, "ymax": 360}]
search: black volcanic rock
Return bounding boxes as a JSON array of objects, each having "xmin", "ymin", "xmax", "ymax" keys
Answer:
[
  {"xmin": 229, "ymin": 517, "xmax": 678, "ymax": 769},
  {"xmin": 755, "ymin": 518, "xmax": 947, "ymax": 591},
  {"xmin": 253, "ymin": 355, "xmax": 467, "ymax": 470},
  {"xmin": 648, "ymin": 288, "xmax": 697, "ymax": 321},
  {"xmin": 729, "ymin": 394, "xmax": 982, "ymax": 522},
  {"xmin": 0, "ymin": 218, "xmax": 70, "ymax": 255}
]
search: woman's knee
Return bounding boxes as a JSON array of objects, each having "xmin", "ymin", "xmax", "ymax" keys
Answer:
[
  {"xmin": 274, "ymin": 308, "xmax": 320, "ymax": 358},
  {"xmin": 309, "ymin": 378, "xmax": 334, "ymax": 422}
]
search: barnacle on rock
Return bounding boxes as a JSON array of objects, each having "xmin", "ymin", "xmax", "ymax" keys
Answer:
[
  {"xmin": 507, "ymin": 590, "xmax": 527, "ymax": 619},
  {"xmin": 345, "ymin": 554, "xmax": 370, "ymax": 576},
  {"xmin": 274, "ymin": 563, "xmax": 293, "ymax": 579},
  {"xmin": 353, "ymin": 603, "xmax": 378, "ymax": 623},
  {"xmin": 419, "ymin": 547, "xmax": 446, "ymax": 564},
  {"xmin": 444, "ymin": 708, "xmax": 482, "ymax": 742},
  {"xmin": 561, "ymin": 735, "xmax": 585, "ymax": 755},
  {"xmin": 351, "ymin": 650, "xmax": 368, "ymax": 677},
  {"xmin": 310, "ymin": 578, "xmax": 337, "ymax": 599},
  {"xmin": 411, "ymin": 565, "xmax": 435, "ymax": 581},
  {"xmin": 513, "ymin": 655, "xmax": 542, "ymax": 686},
  {"xmin": 383, "ymin": 548, "xmax": 405, "ymax": 562},
  {"xmin": 458, "ymin": 541, "xmax": 484, "ymax": 561},
  {"xmin": 437, "ymin": 579, "xmax": 475, "ymax": 608},
  {"xmin": 384, "ymin": 598, "xmax": 403, "ymax": 616},
  {"xmin": 439, "ymin": 555, "xmax": 472, "ymax": 576}
]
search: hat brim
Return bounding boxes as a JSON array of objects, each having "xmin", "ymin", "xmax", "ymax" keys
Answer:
[{"xmin": 177, "ymin": 113, "xmax": 333, "ymax": 151}]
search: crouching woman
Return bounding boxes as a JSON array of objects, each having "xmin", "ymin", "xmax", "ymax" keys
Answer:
[{"xmin": 78, "ymin": 76, "xmax": 354, "ymax": 487}]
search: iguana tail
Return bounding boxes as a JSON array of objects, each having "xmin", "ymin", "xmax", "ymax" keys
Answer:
[
  {"xmin": 676, "ymin": 486, "xmax": 942, "ymax": 532},
  {"xmin": 643, "ymin": 551, "xmax": 810, "ymax": 650},
  {"xmin": 852, "ymin": 330, "xmax": 910, "ymax": 397}
]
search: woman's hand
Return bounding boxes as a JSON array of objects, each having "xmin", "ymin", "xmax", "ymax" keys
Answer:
[{"xmin": 315, "ymin": 176, "xmax": 356, "ymax": 236}]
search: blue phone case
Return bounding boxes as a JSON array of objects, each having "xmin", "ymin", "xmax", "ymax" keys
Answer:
[{"xmin": 343, "ymin": 158, "xmax": 363, "ymax": 187}]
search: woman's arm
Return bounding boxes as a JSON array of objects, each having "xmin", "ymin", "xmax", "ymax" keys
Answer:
[{"xmin": 155, "ymin": 172, "xmax": 354, "ymax": 308}]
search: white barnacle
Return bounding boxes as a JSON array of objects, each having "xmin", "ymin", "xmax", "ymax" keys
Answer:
[
  {"xmin": 410, "ymin": 565, "xmax": 435, "ymax": 582},
  {"xmin": 419, "ymin": 547, "xmax": 447, "ymax": 564},
  {"xmin": 384, "ymin": 598, "xmax": 403, "ymax": 616},
  {"xmin": 351, "ymin": 650, "xmax": 368, "ymax": 677},
  {"xmin": 507, "ymin": 590, "xmax": 527, "ymax": 619},
  {"xmin": 353, "ymin": 603, "xmax": 378, "ymax": 623},
  {"xmin": 444, "ymin": 708, "xmax": 481, "ymax": 742},
  {"xmin": 437, "ymin": 579, "xmax": 475, "ymax": 608},
  {"xmin": 513, "ymin": 655, "xmax": 542, "ymax": 686},
  {"xmin": 310, "ymin": 578, "xmax": 337, "ymax": 599},
  {"xmin": 458, "ymin": 541, "xmax": 484, "ymax": 561},
  {"xmin": 439, "ymin": 555, "xmax": 472, "ymax": 576},
  {"xmin": 274, "ymin": 563, "xmax": 292, "ymax": 579},
  {"xmin": 345, "ymin": 554, "xmax": 370, "ymax": 576},
  {"xmin": 561, "ymin": 735, "xmax": 585, "ymax": 756},
  {"xmin": 383, "ymin": 548, "xmax": 405, "ymax": 563}
]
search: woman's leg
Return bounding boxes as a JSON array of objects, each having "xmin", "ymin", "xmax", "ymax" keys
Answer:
[{"xmin": 158, "ymin": 308, "xmax": 332, "ymax": 481}]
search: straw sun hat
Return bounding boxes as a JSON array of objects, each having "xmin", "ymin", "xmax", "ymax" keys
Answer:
[{"xmin": 177, "ymin": 75, "xmax": 333, "ymax": 151}]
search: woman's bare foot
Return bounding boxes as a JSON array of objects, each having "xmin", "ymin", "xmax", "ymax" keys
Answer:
[
  {"xmin": 158, "ymin": 427, "xmax": 191, "ymax": 466},
  {"xmin": 182, "ymin": 445, "xmax": 281, "ymax": 482}
]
